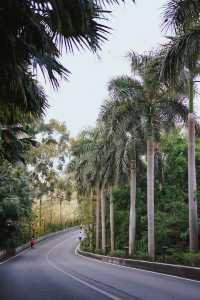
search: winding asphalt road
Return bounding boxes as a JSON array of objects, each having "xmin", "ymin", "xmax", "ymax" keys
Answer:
[{"xmin": 0, "ymin": 228, "xmax": 200, "ymax": 300}]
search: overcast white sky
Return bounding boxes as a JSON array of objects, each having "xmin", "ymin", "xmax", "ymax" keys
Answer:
[{"xmin": 42, "ymin": 0, "xmax": 167, "ymax": 137}]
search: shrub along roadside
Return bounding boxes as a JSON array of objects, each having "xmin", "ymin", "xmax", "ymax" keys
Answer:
[{"xmin": 80, "ymin": 237, "xmax": 200, "ymax": 267}]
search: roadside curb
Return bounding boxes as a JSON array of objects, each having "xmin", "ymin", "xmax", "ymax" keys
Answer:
[
  {"xmin": 0, "ymin": 226, "xmax": 78, "ymax": 263},
  {"xmin": 77, "ymin": 248, "xmax": 200, "ymax": 281}
]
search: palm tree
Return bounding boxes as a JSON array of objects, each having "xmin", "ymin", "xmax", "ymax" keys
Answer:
[
  {"xmin": 109, "ymin": 186, "xmax": 115, "ymax": 252},
  {"xmin": 116, "ymin": 54, "xmax": 188, "ymax": 259},
  {"xmin": 94, "ymin": 124, "xmax": 120, "ymax": 253},
  {"xmin": 69, "ymin": 124, "xmax": 122, "ymax": 253},
  {"xmin": 98, "ymin": 124, "xmax": 125, "ymax": 253},
  {"xmin": 95, "ymin": 184, "xmax": 101, "ymax": 250},
  {"xmin": 100, "ymin": 76, "xmax": 144, "ymax": 255},
  {"xmin": 161, "ymin": 0, "xmax": 200, "ymax": 251},
  {"xmin": 69, "ymin": 128, "xmax": 104, "ymax": 250}
]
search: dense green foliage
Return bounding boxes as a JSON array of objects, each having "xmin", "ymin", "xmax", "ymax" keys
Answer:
[
  {"xmin": 74, "ymin": 1, "xmax": 200, "ymax": 264},
  {"xmin": 0, "ymin": 161, "xmax": 32, "ymax": 251},
  {"xmin": 78, "ymin": 126, "xmax": 200, "ymax": 265},
  {"xmin": 0, "ymin": 120, "xmax": 79, "ymax": 254},
  {"xmin": 1, "ymin": 0, "xmax": 200, "ymax": 269},
  {"xmin": 27, "ymin": 120, "xmax": 78, "ymax": 237},
  {"xmin": 0, "ymin": 1, "xmax": 137, "ymax": 256},
  {"xmin": 108, "ymin": 130, "xmax": 200, "ymax": 258}
]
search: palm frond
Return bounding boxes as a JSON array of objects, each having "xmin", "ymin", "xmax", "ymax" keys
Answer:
[
  {"xmin": 0, "ymin": 71, "xmax": 48, "ymax": 124},
  {"xmin": 158, "ymin": 96, "xmax": 188, "ymax": 125},
  {"xmin": 160, "ymin": 28, "xmax": 200, "ymax": 81},
  {"xmin": 108, "ymin": 75, "xmax": 142, "ymax": 99},
  {"xmin": 162, "ymin": 0, "xmax": 200, "ymax": 32},
  {"xmin": 127, "ymin": 50, "xmax": 153, "ymax": 77}
]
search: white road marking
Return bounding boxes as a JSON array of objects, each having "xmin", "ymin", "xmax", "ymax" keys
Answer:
[
  {"xmin": 46, "ymin": 237, "xmax": 124, "ymax": 300},
  {"xmin": 75, "ymin": 245, "xmax": 200, "ymax": 285},
  {"xmin": 0, "ymin": 239, "xmax": 64, "ymax": 265},
  {"xmin": 0, "ymin": 231, "xmax": 73, "ymax": 265},
  {"xmin": 0, "ymin": 248, "xmax": 30, "ymax": 265}
]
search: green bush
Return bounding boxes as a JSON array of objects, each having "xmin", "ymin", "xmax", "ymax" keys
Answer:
[
  {"xmin": 94, "ymin": 249, "xmax": 105, "ymax": 255},
  {"xmin": 80, "ymin": 237, "xmax": 91, "ymax": 252},
  {"xmin": 109, "ymin": 249, "xmax": 126, "ymax": 258},
  {"xmin": 112, "ymin": 187, "xmax": 129, "ymax": 249},
  {"xmin": 165, "ymin": 251, "xmax": 200, "ymax": 267}
]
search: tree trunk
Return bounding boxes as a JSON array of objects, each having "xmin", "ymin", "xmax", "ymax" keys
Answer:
[
  {"xmin": 39, "ymin": 198, "xmax": 42, "ymax": 229},
  {"xmin": 101, "ymin": 186, "xmax": 106, "ymax": 253},
  {"xmin": 147, "ymin": 139, "xmax": 155, "ymax": 260},
  {"xmin": 129, "ymin": 160, "xmax": 136, "ymax": 256},
  {"xmin": 90, "ymin": 190, "xmax": 94, "ymax": 250},
  {"xmin": 50, "ymin": 194, "xmax": 53, "ymax": 224},
  {"xmin": 110, "ymin": 187, "xmax": 114, "ymax": 252},
  {"xmin": 96, "ymin": 186, "xmax": 101, "ymax": 249},
  {"xmin": 60, "ymin": 198, "xmax": 62, "ymax": 227},
  {"xmin": 188, "ymin": 112, "xmax": 199, "ymax": 251}
]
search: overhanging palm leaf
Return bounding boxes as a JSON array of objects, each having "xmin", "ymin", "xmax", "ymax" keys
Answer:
[
  {"xmin": 0, "ymin": 72, "xmax": 48, "ymax": 124},
  {"xmin": 1, "ymin": 0, "xmax": 134, "ymax": 87},
  {"xmin": 0, "ymin": 0, "xmax": 135, "ymax": 124},
  {"xmin": 163, "ymin": 0, "xmax": 200, "ymax": 31}
]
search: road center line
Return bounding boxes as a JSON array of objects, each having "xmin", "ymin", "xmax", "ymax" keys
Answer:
[{"xmin": 46, "ymin": 236, "xmax": 125, "ymax": 300}]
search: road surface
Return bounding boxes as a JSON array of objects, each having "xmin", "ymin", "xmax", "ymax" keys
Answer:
[{"xmin": 0, "ymin": 228, "xmax": 200, "ymax": 300}]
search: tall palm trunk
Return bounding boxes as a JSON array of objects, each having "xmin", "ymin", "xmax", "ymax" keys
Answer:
[
  {"xmin": 129, "ymin": 160, "xmax": 136, "ymax": 256},
  {"xmin": 188, "ymin": 78, "xmax": 198, "ymax": 251},
  {"xmin": 101, "ymin": 185, "xmax": 106, "ymax": 253},
  {"xmin": 50, "ymin": 194, "xmax": 53, "ymax": 224},
  {"xmin": 188, "ymin": 113, "xmax": 198, "ymax": 251},
  {"xmin": 147, "ymin": 139, "xmax": 155, "ymax": 260},
  {"xmin": 59, "ymin": 198, "xmax": 62, "ymax": 227},
  {"xmin": 96, "ymin": 185, "xmax": 101, "ymax": 249},
  {"xmin": 39, "ymin": 198, "xmax": 42, "ymax": 229},
  {"xmin": 110, "ymin": 187, "xmax": 114, "ymax": 252},
  {"xmin": 89, "ymin": 190, "xmax": 94, "ymax": 250}
]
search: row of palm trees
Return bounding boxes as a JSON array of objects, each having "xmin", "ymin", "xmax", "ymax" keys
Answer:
[
  {"xmin": 69, "ymin": 51, "xmax": 190, "ymax": 259},
  {"xmin": 69, "ymin": 0, "xmax": 200, "ymax": 258}
]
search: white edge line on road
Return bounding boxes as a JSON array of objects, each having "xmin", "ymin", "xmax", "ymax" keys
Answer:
[
  {"xmin": 75, "ymin": 245, "xmax": 200, "ymax": 285},
  {"xmin": 46, "ymin": 237, "xmax": 124, "ymax": 300},
  {"xmin": 0, "ymin": 237, "xmax": 66, "ymax": 265},
  {"xmin": 0, "ymin": 248, "xmax": 30, "ymax": 265},
  {"xmin": 0, "ymin": 229, "xmax": 76, "ymax": 266}
]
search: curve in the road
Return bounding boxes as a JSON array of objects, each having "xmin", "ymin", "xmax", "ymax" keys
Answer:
[
  {"xmin": 0, "ymin": 228, "xmax": 200, "ymax": 300},
  {"xmin": 46, "ymin": 237, "xmax": 126, "ymax": 300}
]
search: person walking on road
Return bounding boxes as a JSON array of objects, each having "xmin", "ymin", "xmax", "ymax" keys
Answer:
[
  {"xmin": 30, "ymin": 236, "xmax": 35, "ymax": 248},
  {"xmin": 78, "ymin": 228, "xmax": 84, "ymax": 241}
]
